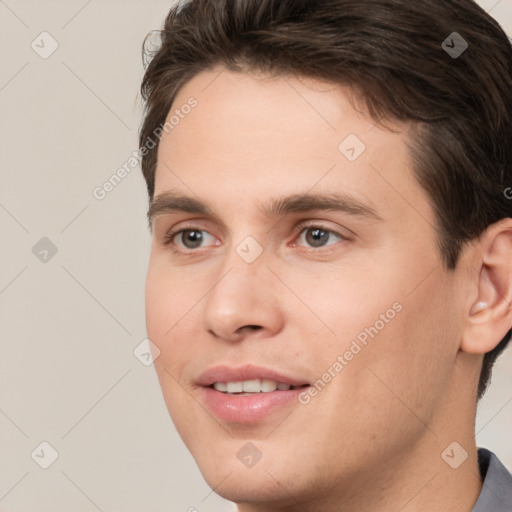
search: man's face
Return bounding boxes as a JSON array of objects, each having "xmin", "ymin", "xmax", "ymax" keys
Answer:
[{"xmin": 145, "ymin": 67, "xmax": 467, "ymax": 505}]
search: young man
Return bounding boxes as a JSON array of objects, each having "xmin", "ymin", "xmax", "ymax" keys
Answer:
[{"xmin": 139, "ymin": 1, "xmax": 512, "ymax": 510}]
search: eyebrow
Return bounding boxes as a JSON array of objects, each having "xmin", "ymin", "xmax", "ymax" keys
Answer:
[{"xmin": 147, "ymin": 190, "xmax": 383, "ymax": 228}]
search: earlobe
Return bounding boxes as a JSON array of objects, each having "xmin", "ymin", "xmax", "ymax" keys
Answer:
[{"xmin": 461, "ymin": 219, "xmax": 512, "ymax": 355}]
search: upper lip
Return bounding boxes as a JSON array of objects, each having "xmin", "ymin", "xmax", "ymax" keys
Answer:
[{"xmin": 197, "ymin": 364, "xmax": 310, "ymax": 387}]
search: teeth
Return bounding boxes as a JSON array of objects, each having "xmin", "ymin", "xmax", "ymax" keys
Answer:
[
  {"xmin": 214, "ymin": 382, "xmax": 227, "ymax": 392},
  {"xmin": 261, "ymin": 379, "xmax": 277, "ymax": 392},
  {"xmin": 226, "ymin": 381, "xmax": 243, "ymax": 393},
  {"xmin": 242, "ymin": 379, "xmax": 260, "ymax": 392},
  {"xmin": 213, "ymin": 379, "xmax": 294, "ymax": 394}
]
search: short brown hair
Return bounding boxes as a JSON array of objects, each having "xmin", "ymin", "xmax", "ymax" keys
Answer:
[{"xmin": 139, "ymin": 0, "xmax": 512, "ymax": 398}]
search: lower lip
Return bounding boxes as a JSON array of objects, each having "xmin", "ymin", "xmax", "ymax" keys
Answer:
[{"xmin": 199, "ymin": 386, "xmax": 309, "ymax": 423}]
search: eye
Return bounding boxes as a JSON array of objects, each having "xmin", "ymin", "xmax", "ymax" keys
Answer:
[
  {"xmin": 295, "ymin": 224, "xmax": 346, "ymax": 248},
  {"xmin": 161, "ymin": 222, "xmax": 349, "ymax": 252},
  {"xmin": 163, "ymin": 227, "xmax": 218, "ymax": 250}
]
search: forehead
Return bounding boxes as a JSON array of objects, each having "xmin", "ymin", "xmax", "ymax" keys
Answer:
[{"xmin": 153, "ymin": 66, "xmax": 433, "ymax": 227}]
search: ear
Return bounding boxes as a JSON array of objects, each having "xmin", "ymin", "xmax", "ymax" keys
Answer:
[{"xmin": 461, "ymin": 218, "xmax": 512, "ymax": 355}]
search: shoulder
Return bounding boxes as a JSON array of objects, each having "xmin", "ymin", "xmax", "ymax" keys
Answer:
[{"xmin": 472, "ymin": 448, "xmax": 512, "ymax": 512}]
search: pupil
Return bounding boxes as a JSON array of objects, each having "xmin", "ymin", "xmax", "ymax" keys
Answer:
[{"xmin": 306, "ymin": 228, "xmax": 329, "ymax": 247}]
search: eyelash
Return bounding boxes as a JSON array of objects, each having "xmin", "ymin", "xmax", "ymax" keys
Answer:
[{"xmin": 161, "ymin": 221, "xmax": 350, "ymax": 252}]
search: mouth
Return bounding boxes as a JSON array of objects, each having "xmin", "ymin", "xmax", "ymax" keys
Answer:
[{"xmin": 197, "ymin": 365, "xmax": 311, "ymax": 423}]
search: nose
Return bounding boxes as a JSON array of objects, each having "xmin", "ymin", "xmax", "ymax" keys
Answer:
[{"xmin": 202, "ymin": 247, "xmax": 285, "ymax": 343}]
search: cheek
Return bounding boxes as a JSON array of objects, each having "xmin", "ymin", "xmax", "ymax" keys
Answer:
[
  {"xmin": 145, "ymin": 256, "xmax": 166, "ymax": 332},
  {"xmin": 145, "ymin": 260, "xmax": 203, "ymax": 440},
  {"xmin": 288, "ymin": 254, "xmax": 457, "ymax": 407},
  {"xmin": 145, "ymin": 260, "xmax": 194, "ymax": 372},
  {"xmin": 145, "ymin": 255, "xmax": 197, "ymax": 336},
  {"xmin": 278, "ymin": 261, "xmax": 404, "ymax": 358},
  {"xmin": 358, "ymin": 272, "xmax": 461, "ymax": 423}
]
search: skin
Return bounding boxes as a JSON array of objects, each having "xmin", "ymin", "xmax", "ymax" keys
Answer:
[{"xmin": 144, "ymin": 65, "xmax": 512, "ymax": 512}]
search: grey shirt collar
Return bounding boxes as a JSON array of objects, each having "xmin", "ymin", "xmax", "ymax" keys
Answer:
[{"xmin": 472, "ymin": 448, "xmax": 512, "ymax": 511}]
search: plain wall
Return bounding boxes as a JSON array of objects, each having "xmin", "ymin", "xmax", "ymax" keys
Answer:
[{"xmin": 0, "ymin": 1, "xmax": 511, "ymax": 510}]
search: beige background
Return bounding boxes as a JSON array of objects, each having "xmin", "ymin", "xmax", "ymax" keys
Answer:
[{"xmin": 0, "ymin": 1, "xmax": 511, "ymax": 510}]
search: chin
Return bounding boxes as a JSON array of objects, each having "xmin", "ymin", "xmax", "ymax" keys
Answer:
[
  {"xmin": 201, "ymin": 473, "xmax": 299, "ymax": 509},
  {"xmin": 189, "ymin": 442, "xmax": 322, "ymax": 508}
]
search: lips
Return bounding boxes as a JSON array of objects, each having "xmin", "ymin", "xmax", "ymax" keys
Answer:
[{"xmin": 196, "ymin": 364, "xmax": 311, "ymax": 423}]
